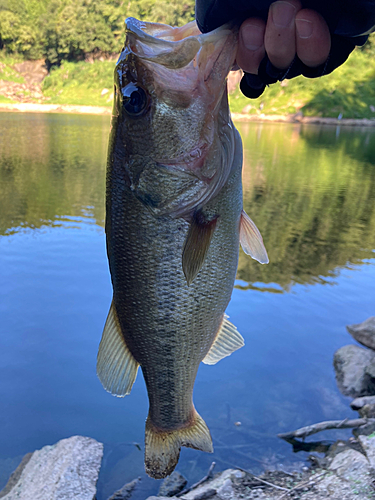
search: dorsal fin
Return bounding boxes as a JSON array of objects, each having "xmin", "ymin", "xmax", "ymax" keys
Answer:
[
  {"xmin": 203, "ymin": 314, "xmax": 244, "ymax": 365},
  {"xmin": 240, "ymin": 209, "xmax": 269, "ymax": 264},
  {"xmin": 97, "ymin": 301, "xmax": 139, "ymax": 397},
  {"xmin": 182, "ymin": 211, "xmax": 219, "ymax": 286}
]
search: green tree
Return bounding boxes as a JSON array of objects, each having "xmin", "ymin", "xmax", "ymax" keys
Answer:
[{"xmin": 0, "ymin": 0, "xmax": 195, "ymax": 63}]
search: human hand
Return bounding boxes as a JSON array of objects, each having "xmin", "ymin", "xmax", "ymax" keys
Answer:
[{"xmin": 236, "ymin": 0, "xmax": 331, "ymax": 87}]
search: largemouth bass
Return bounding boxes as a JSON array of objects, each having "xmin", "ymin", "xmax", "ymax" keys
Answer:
[{"xmin": 97, "ymin": 17, "xmax": 268, "ymax": 479}]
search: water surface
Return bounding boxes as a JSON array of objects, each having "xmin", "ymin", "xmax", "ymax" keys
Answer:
[{"xmin": 1, "ymin": 113, "xmax": 374, "ymax": 499}]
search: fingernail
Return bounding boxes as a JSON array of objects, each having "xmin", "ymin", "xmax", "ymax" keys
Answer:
[
  {"xmin": 271, "ymin": 1, "xmax": 296, "ymax": 28},
  {"xmin": 241, "ymin": 24, "xmax": 264, "ymax": 51},
  {"xmin": 296, "ymin": 18, "xmax": 313, "ymax": 38}
]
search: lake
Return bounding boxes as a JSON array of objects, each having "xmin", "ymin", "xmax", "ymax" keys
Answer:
[{"xmin": 0, "ymin": 113, "xmax": 374, "ymax": 499}]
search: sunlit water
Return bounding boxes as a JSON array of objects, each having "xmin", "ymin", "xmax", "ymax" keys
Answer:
[{"xmin": 1, "ymin": 113, "xmax": 375, "ymax": 499}]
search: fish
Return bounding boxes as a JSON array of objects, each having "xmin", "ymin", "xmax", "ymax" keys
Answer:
[{"xmin": 96, "ymin": 17, "xmax": 269, "ymax": 479}]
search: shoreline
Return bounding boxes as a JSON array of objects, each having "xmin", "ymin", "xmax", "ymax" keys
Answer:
[
  {"xmin": 1, "ymin": 102, "xmax": 375, "ymax": 126},
  {"xmin": 0, "ymin": 103, "xmax": 112, "ymax": 115}
]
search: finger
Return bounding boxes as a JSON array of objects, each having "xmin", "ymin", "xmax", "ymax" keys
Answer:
[
  {"xmin": 295, "ymin": 9, "xmax": 331, "ymax": 67},
  {"xmin": 236, "ymin": 18, "xmax": 266, "ymax": 75},
  {"xmin": 265, "ymin": 0, "xmax": 302, "ymax": 70}
]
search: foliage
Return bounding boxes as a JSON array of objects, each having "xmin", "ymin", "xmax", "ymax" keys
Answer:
[
  {"xmin": 0, "ymin": 0, "xmax": 195, "ymax": 64},
  {"xmin": 42, "ymin": 60, "xmax": 115, "ymax": 106},
  {"xmin": 229, "ymin": 36, "xmax": 375, "ymax": 119}
]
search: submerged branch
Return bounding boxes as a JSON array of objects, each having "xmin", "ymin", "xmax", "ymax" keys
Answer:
[{"xmin": 278, "ymin": 418, "xmax": 375, "ymax": 441}]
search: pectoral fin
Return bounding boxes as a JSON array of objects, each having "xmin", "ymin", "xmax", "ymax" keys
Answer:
[
  {"xmin": 240, "ymin": 209, "xmax": 269, "ymax": 264},
  {"xmin": 97, "ymin": 301, "xmax": 139, "ymax": 397},
  {"xmin": 182, "ymin": 211, "xmax": 219, "ymax": 286},
  {"xmin": 203, "ymin": 314, "xmax": 244, "ymax": 365}
]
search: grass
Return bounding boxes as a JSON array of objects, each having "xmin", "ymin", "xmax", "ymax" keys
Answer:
[
  {"xmin": 0, "ymin": 95, "xmax": 15, "ymax": 103},
  {"xmin": 0, "ymin": 54, "xmax": 25, "ymax": 83},
  {"xmin": 229, "ymin": 47, "xmax": 375, "ymax": 119},
  {"xmin": 42, "ymin": 60, "xmax": 116, "ymax": 106}
]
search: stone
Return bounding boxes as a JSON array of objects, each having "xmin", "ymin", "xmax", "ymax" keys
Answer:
[
  {"xmin": 366, "ymin": 358, "xmax": 375, "ymax": 379},
  {"xmin": 0, "ymin": 436, "xmax": 103, "ymax": 500},
  {"xmin": 158, "ymin": 471, "xmax": 187, "ymax": 497},
  {"xmin": 325, "ymin": 440, "xmax": 352, "ymax": 464},
  {"xmin": 351, "ymin": 395, "xmax": 375, "ymax": 410},
  {"xmin": 347, "ymin": 317, "xmax": 375, "ymax": 350},
  {"xmin": 333, "ymin": 345, "xmax": 375, "ymax": 397},
  {"xmin": 216, "ymin": 478, "xmax": 235, "ymax": 499},
  {"xmin": 146, "ymin": 497, "xmax": 170, "ymax": 500},
  {"xmin": 329, "ymin": 449, "xmax": 370, "ymax": 482},
  {"xmin": 313, "ymin": 472, "xmax": 371, "ymax": 499},
  {"xmin": 353, "ymin": 421, "xmax": 375, "ymax": 437},
  {"xmin": 107, "ymin": 477, "xmax": 141, "ymax": 500},
  {"xmin": 358, "ymin": 404, "xmax": 375, "ymax": 418},
  {"xmin": 358, "ymin": 434, "xmax": 375, "ymax": 470},
  {"xmin": 192, "ymin": 489, "xmax": 217, "ymax": 499},
  {"xmin": 180, "ymin": 469, "xmax": 244, "ymax": 500}
]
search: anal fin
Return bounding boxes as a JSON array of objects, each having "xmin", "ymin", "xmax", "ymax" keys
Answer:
[
  {"xmin": 97, "ymin": 301, "xmax": 139, "ymax": 397},
  {"xmin": 145, "ymin": 409, "xmax": 213, "ymax": 479},
  {"xmin": 203, "ymin": 314, "xmax": 244, "ymax": 365},
  {"xmin": 182, "ymin": 210, "xmax": 218, "ymax": 286},
  {"xmin": 240, "ymin": 209, "xmax": 269, "ymax": 264}
]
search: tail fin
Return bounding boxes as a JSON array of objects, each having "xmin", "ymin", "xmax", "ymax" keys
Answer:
[{"xmin": 144, "ymin": 409, "xmax": 213, "ymax": 479}]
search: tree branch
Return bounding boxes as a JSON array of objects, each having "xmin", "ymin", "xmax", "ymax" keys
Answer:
[{"xmin": 278, "ymin": 418, "xmax": 375, "ymax": 441}]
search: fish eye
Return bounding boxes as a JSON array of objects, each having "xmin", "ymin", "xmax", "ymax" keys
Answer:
[{"xmin": 122, "ymin": 84, "xmax": 149, "ymax": 117}]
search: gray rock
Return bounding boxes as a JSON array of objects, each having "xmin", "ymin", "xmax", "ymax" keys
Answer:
[
  {"xmin": 353, "ymin": 421, "xmax": 375, "ymax": 437},
  {"xmin": 329, "ymin": 448, "xmax": 370, "ymax": 482},
  {"xmin": 107, "ymin": 477, "xmax": 141, "ymax": 500},
  {"xmin": 192, "ymin": 489, "xmax": 217, "ymax": 499},
  {"xmin": 181, "ymin": 469, "xmax": 244, "ymax": 500},
  {"xmin": 333, "ymin": 345, "xmax": 375, "ymax": 397},
  {"xmin": 0, "ymin": 436, "xmax": 103, "ymax": 500},
  {"xmin": 347, "ymin": 317, "xmax": 375, "ymax": 351},
  {"xmin": 314, "ymin": 471, "xmax": 372, "ymax": 499},
  {"xmin": 358, "ymin": 404, "xmax": 375, "ymax": 418},
  {"xmin": 325, "ymin": 440, "xmax": 352, "ymax": 463},
  {"xmin": 146, "ymin": 497, "xmax": 170, "ymax": 500},
  {"xmin": 358, "ymin": 434, "xmax": 375, "ymax": 470},
  {"xmin": 158, "ymin": 471, "xmax": 187, "ymax": 497},
  {"xmin": 366, "ymin": 358, "xmax": 375, "ymax": 378},
  {"xmin": 350, "ymin": 395, "xmax": 375, "ymax": 410},
  {"xmin": 216, "ymin": 478, "xmax": 235, "ymax": 499}
]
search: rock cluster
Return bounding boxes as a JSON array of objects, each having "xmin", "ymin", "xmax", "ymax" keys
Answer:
[
  {"xmin": 147, "ymin": 446, "xmax": 375, "ymax": 500},
  {"xmin": 334, "ymin": 317, "xmax": 375, "ymax": 399}
]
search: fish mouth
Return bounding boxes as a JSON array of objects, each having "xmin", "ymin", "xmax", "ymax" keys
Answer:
[{"xmin": 120, "ymin": 17, "xmax": 238, "ymax": 75}]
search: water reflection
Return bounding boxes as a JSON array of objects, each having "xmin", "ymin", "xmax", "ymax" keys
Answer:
[
  {"xmin": 0, "ymin": 113, "xmax": 108, "ymax": 235},
  {"xmin": 2, "ymin": 114, "xmax": 374, "ymax": 289},
  {"xmin": 239, "ymin": 123, "xmax": 375, "ymax": 290}
]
